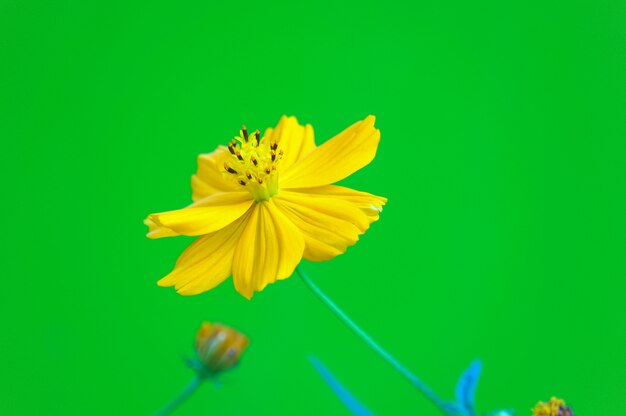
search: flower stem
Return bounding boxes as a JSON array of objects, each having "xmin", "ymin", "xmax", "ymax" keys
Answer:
[
  {"xmin": 296, "ymin": 265, "xmax": 450, "ymax": 415},
  {"xmin": 154, "ymin": 376, "xmax": 203, "ymax": 416}
]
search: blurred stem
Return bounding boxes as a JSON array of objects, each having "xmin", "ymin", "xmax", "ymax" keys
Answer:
[
  {"xmin": 297, "ymin": 265, "xmax": 451, "ymax": 415},
  {"xmin": 154, "ymin": 376, "xmax": 203, "ymax": 416}
]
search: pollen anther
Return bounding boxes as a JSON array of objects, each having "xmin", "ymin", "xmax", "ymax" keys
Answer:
[{"xmin": 224, "ymin": 163, "xmax": 237, "ymax": 174}]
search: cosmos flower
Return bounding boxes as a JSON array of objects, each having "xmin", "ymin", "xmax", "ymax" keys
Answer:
[
  {"xmin": 532, "ymin": 397, "xmax": 574, "ymax": 416},
  {"xmin": 146, "ymin": 116, "xmax": 386, "ymax": 298},
  {"xmin": 192, "ymin": 322, "xmax": 249, "ymax": 376}
]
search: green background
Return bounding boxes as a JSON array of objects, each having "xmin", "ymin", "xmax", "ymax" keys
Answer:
[{"xmin": 2, "ymin": 0, "xmax": 625, "ymax": 414}]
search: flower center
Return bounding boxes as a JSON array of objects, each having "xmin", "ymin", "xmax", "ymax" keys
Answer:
[{"xmin": 223, "ymin": 125, "xmax": 283, "ymax": 202}]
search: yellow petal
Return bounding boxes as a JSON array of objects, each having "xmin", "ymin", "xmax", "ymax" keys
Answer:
[
  {"xmin": 192, "ymin": 146, "xmax": 240, "ymax": 201},
  {"xmin": 263, "ymin": 116, "xmax": 316, "ymax": 172},
  {"xmin": 285, "ymin": 185, "xmax": 387, "ymax": 222},
  {"xmin": 280, "ymin": 115, "xmax": 380, "ymax": 188},
  {"xmin": 144, "ymin": 218, "xmax": 179, "ymax": 239},
  {"xmin": 148, "ymin": 192, "xmax": 253, "ymax": 236},
  {"xmin": 158, "ymin": 211, "xmax": 251, "ymax": 296},
  {"xmin": 232, "ymin": 200, "xmax": 305, "ymax": 299},
  {"xmin": 273, "ymin": 190, "xmax": 370, "ymax": 262}
]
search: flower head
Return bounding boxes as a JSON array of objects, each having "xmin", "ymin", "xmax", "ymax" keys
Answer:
[
  {"xmin": 146, "ymin": 116, "xmax": 386, "ymax": 298},
  {"xmin": 532, "ymin": 397, "xmax": 574, "ymax": 416},
  {"xmin": 193, "ymin": 322, "xmax": 249, "ymax": 376}
]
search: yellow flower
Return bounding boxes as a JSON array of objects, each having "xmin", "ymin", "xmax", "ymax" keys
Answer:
[
  {"xmin": 146, "ymin": 115, "xmax": 386, "ymax": 299},
  {"xmin": 532, "ymin": 397, "xmax": 574, "ymax": 416},
  {"xmin": 194, "ymin": 322, "xmax": 249, "ymax": 375}
]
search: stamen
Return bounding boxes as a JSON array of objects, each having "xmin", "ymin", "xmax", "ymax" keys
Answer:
[
  {"xmin": 223, "ymin": 124, "xmax": 281, "ymax": 201},
  {"xmin": 224, "ymin": 163, "xmax": 237, "ymax": 174}
]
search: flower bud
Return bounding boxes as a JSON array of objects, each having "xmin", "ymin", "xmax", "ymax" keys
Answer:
[
  {"xmin": 194, "ymin": 322, "xmax": 249, "ymax": 375},
  {"xmin": 532, "ymin": 397, "xmax": 574, "ymax": 416}
]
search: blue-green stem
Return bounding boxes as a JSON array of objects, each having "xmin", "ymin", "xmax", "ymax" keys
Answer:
[
  {"xmin": 154, "ymin": 376, "xmax": 203, "ymax": 416},
  {"xmin": 296, "ymin": 265, "xmax": 450, "ymax": 415}
]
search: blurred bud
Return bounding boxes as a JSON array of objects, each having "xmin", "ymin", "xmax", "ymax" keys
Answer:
[
  {"xmin": 194, "ymin": 322, "xmax": 249, "ymax": 376},
  {"xmin": 532, "ymin": 397, "xmax": 574, "ymax": 416}
]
